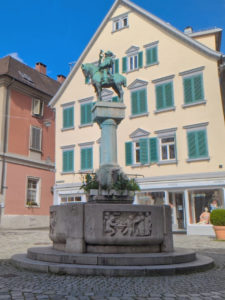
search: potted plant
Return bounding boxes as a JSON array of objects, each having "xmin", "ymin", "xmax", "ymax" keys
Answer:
[{"xmin": 210, "ymin": 209, "xmax": 225, "ymax": 240}]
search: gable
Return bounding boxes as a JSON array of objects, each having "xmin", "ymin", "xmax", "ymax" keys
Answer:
[
  {"xmin": 50, "ymin": 0, "xmax": 222, "ymax": 107},
  {"xmin": 129, "ymin": 128, "xmax": 150, "ymax": 139},
  {"xmin": 128, "ymin": 79, "xmax": 148, "ymax": 90}
]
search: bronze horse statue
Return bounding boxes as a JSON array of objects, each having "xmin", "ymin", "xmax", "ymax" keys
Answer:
[{"xmin": 81, "ymin": 63, "xmax": 127, "ymax": 102}]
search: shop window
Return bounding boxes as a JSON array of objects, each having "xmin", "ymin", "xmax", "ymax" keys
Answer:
[
  {"xmin": 188, "ymin": 189, "xmax": 223, "ymax": 224},
  {"xmin": 26, "ymin": 177, "xmax": 40, "ymax": 206},
  {"xmin": 136, "ymin": 191, "xmax": 165, "ymax": 205},
  {"xmin": 61, "ymin": 195, "xmax": 82, "ymax": 203}
]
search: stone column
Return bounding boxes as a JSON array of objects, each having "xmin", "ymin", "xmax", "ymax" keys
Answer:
[{"xmin": 100, "ymin": 118, "xmax": 118, "ymax": 166}]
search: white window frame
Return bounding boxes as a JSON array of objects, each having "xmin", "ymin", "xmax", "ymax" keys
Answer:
[
  {"xmin": 32, "ymin": 98, "xmax": 44, "ymax": 117},
  {"xmin": 26, "ymin": 177, "xmax": 40, "ymax": 207},
  {"xmin": 128, "ymin": 54, "xmax": 138, "ymax": 72},
  {"xmin": 112, "ymin": 14, "xmax": 128, "ymax": 32},
  {"xmin": 133, "ymin": 140, "xmax": 141, "ymax": 165},
  {"xmin": 60, "ymin": 194, "xmax": 82, "ymax": 204},
  {"xmin": 30, "ymin": 126, "xmax": 42, "ymax": 152},
  {"xmin": 159, "ymin": 136, "xmax": 176, "ymax": 161}
]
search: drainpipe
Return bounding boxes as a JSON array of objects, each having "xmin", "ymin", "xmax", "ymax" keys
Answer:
[{"xmin": 1, "ymin": 79, "xmax": 14, "ymax": 195}]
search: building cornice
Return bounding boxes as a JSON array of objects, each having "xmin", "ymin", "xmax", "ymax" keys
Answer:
[{"xmin": 0, "ymin": 152, "xmax": 55, "ymax": 171}]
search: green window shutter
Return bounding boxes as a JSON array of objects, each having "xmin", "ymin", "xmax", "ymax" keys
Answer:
[
  {"xmin": 187, "ymin": 131, "xmax": 197, "ymax": 158},
  {"xmin": 85, "ymin": 77, "xmax": 90, "ymax": 84},
  {"xmin": 138, "ymin": 51, "xmax": 143, "ymax": 68},
  {"xmin": 156, "ymin": 85, "xmax": 164, "ymax": 110},
  {"xmin": 81, "ymin": 148, "xmax": 86, "ymax": 170},
  {"xmin": 193, "ymin": 74, "xmax": 204, "ymax": 101},
  {"xmin": 139, "ymin": 89, "xmax": 147, "ymax": 113},
  {"xmin": 197, "ymin": 130, "xmax": 208, "ymax": 157},
  {"xmin": 165, "ymin": 82, "xmax": 173, "ymax": 107},
  {"xmin": 146, "ymin": 47, "xmax": 158, "ymax": 65},
  {"xmin": 140, "ymin": 138, "xmax": 149, "ymax": 164},
  {"xmin": 114, "ymin": 59, "xmax": 119, "ymax": 73},
  {"xmin": 146, "ymin": 48, "xmax": 152, "ymax": 66},
  {"xmin": 131, "ymin": 91, "xmax": 138, "ymax": 115},
  {"xmin": 184, "ymin": 78, "xmax": 193, "ymax": 104},
  {"xmin": 86, "ymin": 148, "xmax": 93, "ymax": 169},
  {"xmin": 149, "ymin": 138, "xmax": 158, "ymax": 163},
  {"xmin": 63, "ymin": 150, "xmax": 74, "ymax": 172},
  {"xmin": 122, "ymin": 57, "xmax": 127, "ymax": 73},
  {"xmin": 63, "ymin": 107, "xmax": 74, "ymax": 128},
  {"xmin": 152, "ymin": 47, "xmax": 157, "ymax": 63},
  {"xmin": 125, "ymin": 142, "xmax": 133, "ymax": 166},
  {"xmin": 86, "ymin": 103, "xmax": 92, "ymax": 124},
  {"xmin": 81, "ymin": 104, "xmax": 86, "ymax": 125},
  {"xmin": 112, "ymin": 96, "xmax": 119, "ymax": 102}
]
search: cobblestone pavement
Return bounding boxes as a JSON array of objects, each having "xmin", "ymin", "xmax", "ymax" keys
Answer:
[{"xmin": 0, "ymin": 229, "xmax": 225, "ymax": 300}]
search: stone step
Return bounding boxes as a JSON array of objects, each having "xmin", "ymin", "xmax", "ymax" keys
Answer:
[
  {"xmin": 27, "ymin": 247, "xmax": 196, "ymax": 266},
  {"xmin": 11, "ymin": 253, "xmax": 214, "ymax": 276}
]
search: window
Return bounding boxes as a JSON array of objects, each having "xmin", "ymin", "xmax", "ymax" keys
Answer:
[
  {"xmin": 131, "ymin": 89, "xmax": 147, "ymax": 116},
  {"xmin": 146, "ymin": 46, "xmax": 158, "ymax": 66},
  {"xmin": 32, "ymin": 99, "xmax": 44, "ymax": 117},
  {"xmin": 122, "ymin": 52, "xmax": 143, "ymax": 73},
  {"xmin": 125, "ymin": 137, "xmax": 158, "ymax": 166},
  {"xmin": 188, "ymin": 189, "xmax": 223, "ymax": 224},
  {"xmin": 111, "ymin": 59, "xmax": 119, "ymax": 74},
  {"xmin": 183, "ymin": 73, "xmax": 204, "ymax": 105},
  {"xmin": 62, "ymin": 149, "xmax": 74, "ymax": 173},
  {"xmin": 159, "ymin": 137, "xmax": 176, "ymax": 161},
  {"xmin": 113, "ymin": 15, "xmax": 128, "ymax": 32},
  {"xmin": 187, "ymin": 129, "xmax": 208, "ymax": 160},
  {"xmin": 30, "ymin": 126, "xmax": 42, "ymax": 151},
  {"xmin": 155, "ymin": 81, "xmax": 174, "ymax": 110},
  {"xmin": 81, "ymin": 147, "xmax": 93, "ymax": 170},
  {"xmin": 26, "ymin": 177, "xmax": 40, "ymax": 206},
  {"xmin": 63, "ymin": 105, "xmax": 74, "ymax": 129},
  {"xmin": 61, "ymin": 195, "xmax": 82, "ymax": 203},
  {"xmin": 80, "ymin": 102, "xmax": 93, "ymax": 125}
]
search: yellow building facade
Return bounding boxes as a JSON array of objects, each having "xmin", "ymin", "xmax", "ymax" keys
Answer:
[{"xmin": 50, "ymin": 0, "xmax": 225, "ymax": 235}]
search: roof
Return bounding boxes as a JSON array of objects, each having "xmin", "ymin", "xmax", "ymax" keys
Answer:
[
  {"xmin": 0, "ymin": 56, "xmax": 60, "ymax": 97},
  {"xmin": 49, "ymin": 0, "xmax": 223, "ymax": 107},
  {"xmin": 187, "ymin": 28, "xmax": 222, "ymax": 51}
]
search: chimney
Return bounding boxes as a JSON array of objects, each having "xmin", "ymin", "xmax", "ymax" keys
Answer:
[
  {"xmin": 35, "ymin": 62, "xmax": 47, "ymax": 75},
  {"xmin": 184, "ymin": 26, "xmax": 193, "ymax": 34},
  {"xmin": 57, "ymin": 74, "xmax": 66, "ymax": 84}
]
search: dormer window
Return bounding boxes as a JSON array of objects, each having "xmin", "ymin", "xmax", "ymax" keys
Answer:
[
  {"xmin": 112, "ymin": 13, "xmax": 129, "ymax": 32},
  {"xmin": 32, "ymin": 98, "xmax": 44, "ymax": 117}
]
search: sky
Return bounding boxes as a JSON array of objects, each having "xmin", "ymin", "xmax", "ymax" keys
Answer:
[{"xmin": 0, "ymin": 0, "xmax": 224, "ymax": 80}]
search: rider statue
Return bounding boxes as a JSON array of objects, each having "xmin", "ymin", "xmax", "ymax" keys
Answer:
[{"xmin": 98, "ymin": 50, "xmax": 114, "ymax": 84}]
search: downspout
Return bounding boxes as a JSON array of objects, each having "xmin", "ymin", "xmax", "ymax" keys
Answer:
[{"xmin": 1, "ymin": 79, "xmax": 14, "ymax": 195}]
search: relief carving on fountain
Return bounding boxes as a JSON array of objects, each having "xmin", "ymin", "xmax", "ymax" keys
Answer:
[{"xmin": 103, "ymin": 211, "xmax": 152, "ymax": 237}]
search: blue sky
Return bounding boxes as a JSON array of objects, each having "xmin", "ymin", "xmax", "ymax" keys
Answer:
[{"xmin": 0, "ymin": 0, "xmax": 224, "ymax": 80}]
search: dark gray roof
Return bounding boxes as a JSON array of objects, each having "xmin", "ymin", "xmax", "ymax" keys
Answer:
[{"xmin": 0, "ymin": 56, "xmax": 60, "ymax": 97}]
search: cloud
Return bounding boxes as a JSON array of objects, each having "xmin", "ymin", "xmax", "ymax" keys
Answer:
[{"xmin": 7, "ymin": 52, "xmax": 24, "ymax": 63}]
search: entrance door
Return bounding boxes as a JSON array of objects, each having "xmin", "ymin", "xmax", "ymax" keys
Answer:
[{"xmin": 169, "ymin": 192, "xmax": 186, "ymax": 230}]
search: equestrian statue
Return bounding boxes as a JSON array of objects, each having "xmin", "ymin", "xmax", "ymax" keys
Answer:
[{"xmin": 81, "ymin": 50, "xmax": 127, "ymax": 102}]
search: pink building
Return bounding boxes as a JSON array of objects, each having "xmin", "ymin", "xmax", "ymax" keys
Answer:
[{"xmin": 0, "ymin": 56, "xmax": 62, "ymax": 228}]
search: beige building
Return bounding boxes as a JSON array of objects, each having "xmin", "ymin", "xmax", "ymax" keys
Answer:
[{"xmin": 50, "ymin": 0, "xmax": 225, "ymax": 235}]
